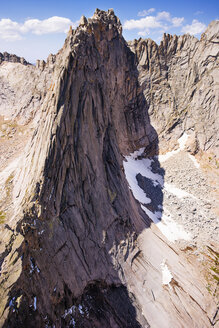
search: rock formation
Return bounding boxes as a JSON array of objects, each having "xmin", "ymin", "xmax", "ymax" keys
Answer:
[
  {"xmin": 0, "ymin": 9, "xmax": 218, "ymax": 328},
  {"xmin": 129, "ymin": 20, "xmax": 219, "ymax": 157},
  {"xmin": 0, "ymin": 52, "xmax": 30, "ymax": 66}
]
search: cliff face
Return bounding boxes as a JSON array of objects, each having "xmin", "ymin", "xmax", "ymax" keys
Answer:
[
  {"xmin": 129, "ymin": 20, "xmax": 219, "ymax": 157},
  {"xmin": 0, "ymin": 54, "xmax": 55, "ymax": 125},
  {"xmin": 0, "ymin": 10, "xmax": 218, "ymax": 328},
  {"xmin": 0, "ymin": 9, "xmax": 153, "ymax": 327}
]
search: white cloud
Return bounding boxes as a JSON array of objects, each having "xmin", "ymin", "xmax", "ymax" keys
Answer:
[
  {"xmin": 22, "ymin": 16, "xmax": 75, "ymax": 35},
  {"xmin": 138, "ymin": 8, "xmax": 155, "ymax": 17},
  {"xmin": 0, "ymin": 19, "xmax": 23, "ymax": 41},
  {"xmin": 156, "ymin": 11, "xmax": 171, "ymax": 21},
  {"xmin": 172, "ymin": 17, "xmax": 185, "ymax": 27},
  {"xmin": 0, "ymin": 16, "xmax": 77, "ymax": 41},
  {"xmin": 124, "ymin": 16, "xmax": 162, "ymax": 30},
  {"xmin": 181, "ymin": 19, "xmax": 207, "ymax": 35},
  {"xmin": 124, "ymin": 11, "xmax": 184, "ymax": 36}
]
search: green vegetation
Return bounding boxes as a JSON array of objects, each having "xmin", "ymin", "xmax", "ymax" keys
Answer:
[
  {"xmin": 205, "ymin": 246, "xmax": 219, "ymax": 294},
  {"xmin": 0, "ymin": 210, "xmax": 6, "ymax": 224},
  {"xmin": 5, "ymin": 173, "xmax": 14, "ymax": 199}
]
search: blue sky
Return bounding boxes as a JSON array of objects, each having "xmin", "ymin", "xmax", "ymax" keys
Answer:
[{"xmin": 0, "ymin": 0, "xmax": 218, "ymax": 63}]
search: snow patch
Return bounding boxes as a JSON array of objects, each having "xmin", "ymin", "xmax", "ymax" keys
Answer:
[
  {"xmin": 33, "ymin": 297, "xmax": 37, "ymax": 311},
  {"xmin": 130, "ymin": 147, "xmax": 145, "ymax": 159},
  {"xmin": 178, "ymin": 132, "xmax": 188, "ymax": 150},
  {"xmin": 123, "ymin": 155, "xmax": 163, "ymax": 205},
  {"xmin": 62, "ymin": 305, "xmax": 76, "ymax": 319},
  {"xmin": 158, "ymin": 149, "xmax": 180, "ymax": 162},
  {"xmin": 141, "ymin": 205, "xmax": 191, "ymax": 242},
  {"xmin": 123, "ymin": 158, "xmax": 151, "ymax": 204},
  {"xmin": 188, "ymin": 154, "xmax": 200, "ymax": 168},
  {"xmin": 161, "ymin": 260, "xmax": 173, "ymax": 285},
  {"xmin": 123, "ymin": 148, "xmax": 191, "ymax": 243},
  {"xmin": 9, "ymin": 297, "xmax": 16, "ymax": 308},
  {"xmin": 158, "ymin": 132, "xmax": 189, "ymax": 163},
  {"xmin": 30, "ymin": 257, "xmax": 40, "ymax": 274},
  {"xmin": 164, "ymin": 183, "xmax": 197, "ymax": 200},
  {"xmin": 69, "ymin": 318, "xmax": 76, "ymax": 327},
  {"xmin": 62, "ymin": 304, "xmax": 89, "ymax": 320},
  {"xmin": 78, "ymin": 304, "xmax": 84, "ymax": 315},
  {"xmin": 141, "ymin": 205, "xmax": 162, "ymax": 224}
]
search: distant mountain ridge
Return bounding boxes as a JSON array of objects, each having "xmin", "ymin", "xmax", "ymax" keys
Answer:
[
  {"xmin": 0, "ymin": 51, "xmax": 31, "ymax": 66},
  {"xmin": 129, "ymin": 19, "xmax": 219, "ymax": 157}
]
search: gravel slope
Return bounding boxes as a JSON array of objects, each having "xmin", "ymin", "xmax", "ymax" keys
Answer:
[{"xmin": 161, "ymin": 150, "xmax": 218, "ymax": 246}]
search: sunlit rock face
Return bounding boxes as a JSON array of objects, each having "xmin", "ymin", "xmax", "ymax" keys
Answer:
[
  {"xmin": 129, "ymin": 20, "xmax": 219, "ymax": 157},
  {"xmin": 0, "ymin": 9, "xmax": 218, "ymax": 328}
]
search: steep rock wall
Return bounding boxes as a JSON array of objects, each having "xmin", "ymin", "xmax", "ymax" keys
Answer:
[
  {"xmin": 129, "ymin": 20, "xmax": 219, "ymax": 156},
  {"xmin": 0, "ymin": 10, "xmax": 218, "ymax": 328},
  {"xmin": 0, "ymin": 9, "xmax": 153, "ymax": 327}
]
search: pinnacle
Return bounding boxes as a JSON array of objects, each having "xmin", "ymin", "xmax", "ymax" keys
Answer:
[{"xmin": 67, "ymin": 9, "xmax": 122, "ymax": 43}]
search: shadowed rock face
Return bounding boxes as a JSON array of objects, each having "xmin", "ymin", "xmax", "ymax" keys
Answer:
[
  {"xmin": 0, "ymin": 9, "xmax": 155, "ymax": 328},
  {"xmin": 0, "ymin": 9, "xmax": 218, "ymax": 328}
]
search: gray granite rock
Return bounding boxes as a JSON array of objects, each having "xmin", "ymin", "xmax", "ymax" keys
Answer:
[
  {"xmin": 0, "ymin": 10, "xmax": 218, "ymax": 328},
  {"xmin": 129, "ymin": 21, "xmax": 219, "ymax": 156}
]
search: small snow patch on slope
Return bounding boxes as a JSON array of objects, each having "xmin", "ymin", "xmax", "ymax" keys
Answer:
[
  {"xmin": 164, "ymin": 183, "xmax": 197, "ymax": 200},
  {"xmin": 178, "ymin": 132, "xmax": 189, "ymax": 150},
  {"xmin": 158, "ymin": 132, "xmax": 188, "ymax": 163},
  {"xmin": 141, "ymin": 205, "xmax": 191, "ymax": 242},
  {"xmin": 33, "ymin": 297, "xmax": 37, "ymax": 311},
  {"xmin": 158, "ymin": 149, "xmax": 179, "ymax": 162},
  {"xmin": 161, "ymin": 260, "xmax": 173, "ymax": 285},
  {"xmin": 188, "ymin": 154, "xmax": 200, "ymax": 168}
]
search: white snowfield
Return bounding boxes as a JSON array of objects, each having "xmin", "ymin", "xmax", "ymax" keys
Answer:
[{"xmin": 123, "ymin": 133, "xmax": 198, "ymax": 243}]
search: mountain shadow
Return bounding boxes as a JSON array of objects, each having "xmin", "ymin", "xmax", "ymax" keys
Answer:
[{"xmin": 1, "ymin": 9, "xmax": 165, "ymax": 328}]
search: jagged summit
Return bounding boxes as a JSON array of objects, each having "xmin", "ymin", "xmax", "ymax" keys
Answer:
[
  {"xmin": 81, "ymin": 8, "xmax": 122, "ymax": 31},
  {"xmin": 65, "ymin": 8, "xmax": 123, "ymax": 51}
]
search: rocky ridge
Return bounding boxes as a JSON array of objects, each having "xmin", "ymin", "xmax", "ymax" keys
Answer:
[
  {"xmin": 129, "ymin": 20, "xmax": 219, "ymax": 158},
  {"xmin": 0, "ymin": 52, "xmax": 30, "ymax": 66},
  {"xmin": 0, "ymin": 9, "xmax": 218, "ymax": 328}
]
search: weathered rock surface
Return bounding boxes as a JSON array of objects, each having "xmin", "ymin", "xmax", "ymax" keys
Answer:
[
  {"xmin": 0, "ymin": 9, "xmax": 218, "ymax": 328},
  {"xmin": 0, "ymin": 54, "xmax": 55, "ymax": 124},
  {"xmin": 129, "ymin": 20, "xmax": 219, "ymax": 157},
  {"xmin": 0, "ymin": 51, "xmax": 56, "ymax": 173},
  {"xmin": 0, "ymin": 52, "xmax": 30, "ymax": 66}
]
